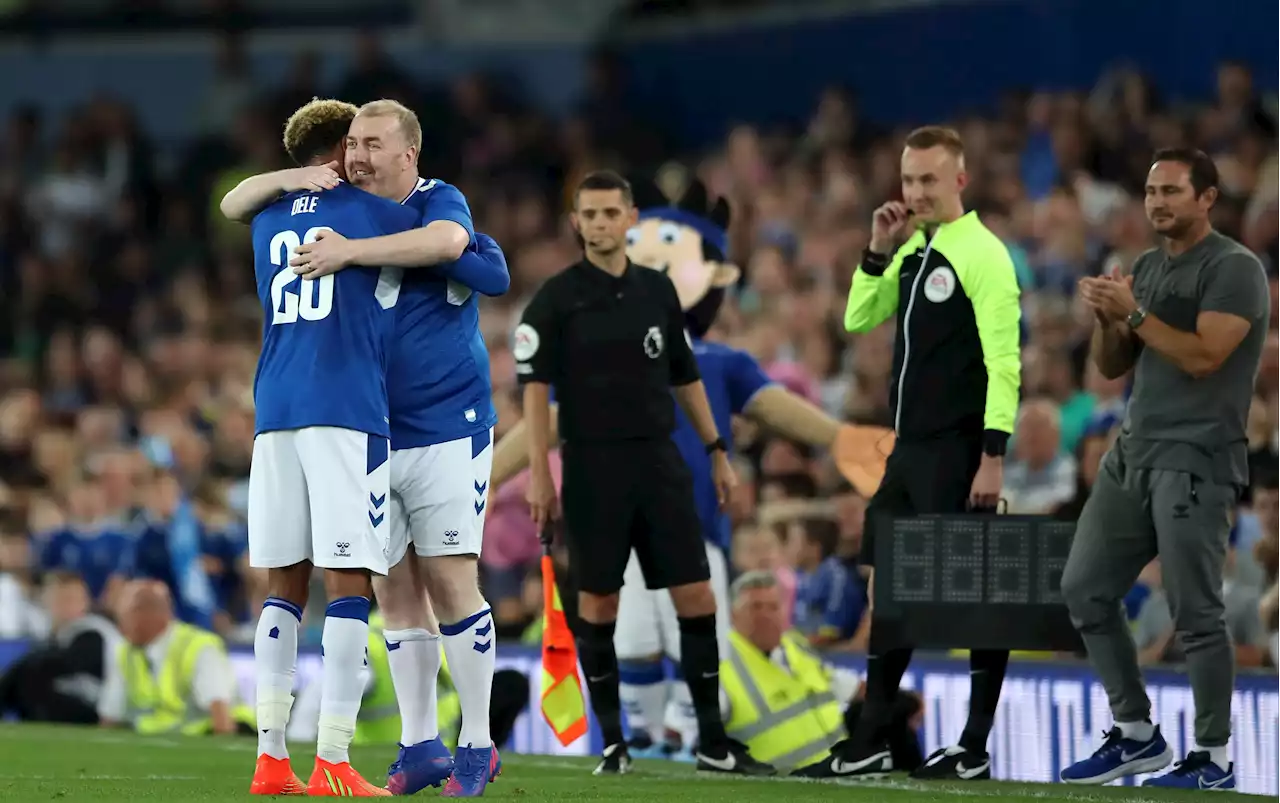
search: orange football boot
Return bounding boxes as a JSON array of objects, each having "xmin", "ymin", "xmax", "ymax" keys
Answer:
[
  {"xmin": 306, "ymin": 758, "xmax": 392, "ymax": 797},
  {"xmin": 250, "ymin": 754, "xmax": 306, "ymax": 795}
]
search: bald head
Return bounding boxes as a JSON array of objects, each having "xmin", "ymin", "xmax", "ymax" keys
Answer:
[
  {"xmin": 125, "ymin": 579, "xmax": 171, "ymax": 609},
  {"xmin": 1017, "ymin": 398, "xmax": 1062, "ymax": 430},
  {"xmin": 1015, "ymin": 397, "xmax": 1062, "ymax": 469},
  {"xmin": 118, "ymin": 580, "xmax": 173, "ymax": 646}
]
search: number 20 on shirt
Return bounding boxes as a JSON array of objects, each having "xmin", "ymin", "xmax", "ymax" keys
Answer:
[{"xmin": 269, "ymin": 226, "xmax": 334, "ymax": 324}]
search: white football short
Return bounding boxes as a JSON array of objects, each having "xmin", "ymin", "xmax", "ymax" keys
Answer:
[
  {"xmin": 614, "ymin": 540, "xmax": 730, "ymax": 661},
  {"xmin": 248, "ymin": 426, "xmax": 392, "ymax": 575},
  {"xmin": 387, "ymin": 428, "xmax": 494, "ymax": 566}
]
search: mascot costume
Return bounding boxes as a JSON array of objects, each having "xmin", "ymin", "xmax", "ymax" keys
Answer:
[{"xmin": 490, "ymin": 167, "xmax": 892, "ymax": 755}]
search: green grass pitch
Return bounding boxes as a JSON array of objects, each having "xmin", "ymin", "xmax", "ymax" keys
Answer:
[{"xmin": 0, "ymin": 723, "xmax": 1252, "ymax": 801}]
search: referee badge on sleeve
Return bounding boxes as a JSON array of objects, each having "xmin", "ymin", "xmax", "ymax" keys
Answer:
[
  {"xmin": 643, "ymin": 326, "xmax": 664, "ymax": 358},
  {"xmin": 514, "ymin": 323, "xmax": 540, "ymax": 361}
]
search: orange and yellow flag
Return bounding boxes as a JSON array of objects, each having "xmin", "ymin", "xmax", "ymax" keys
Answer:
[{"xmin": 539, "ymin": 555, "xmax": 588, "ymax": 746}]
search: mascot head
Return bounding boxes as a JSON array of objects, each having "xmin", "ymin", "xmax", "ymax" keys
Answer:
[{"xmin": 625, "ymin": 164, "xmax": 738, "ymax": 337}]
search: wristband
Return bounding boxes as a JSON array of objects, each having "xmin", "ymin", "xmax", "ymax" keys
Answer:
[
  {"xmin": 983, "ymin": 429, "xmax": 1009, "ymax": 458},
  {"xmin": 860, "ymin": 248, "xmax": 891, "ymax": 277},
  {"xmin": 705, "ymin": 437, "xmax": 727, "ymax": 455}
]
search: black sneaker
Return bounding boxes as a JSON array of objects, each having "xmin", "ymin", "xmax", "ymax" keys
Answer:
[
  {"xmin": 791, "ymin": 739, "xmax": 892, "ymax": 779},
  {"xmin": 695, "ymin": 739, "xmax": 777, "ymax": 776},
  {"xmin": 593, "ymin": 743, "xmax": 633, "ymax": 775},
  {"xmin": 911, "ymin": 746, "xmax": 991, "ymax": 780}
]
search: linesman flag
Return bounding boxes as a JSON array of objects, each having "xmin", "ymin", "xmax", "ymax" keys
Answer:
[{"xmin": 539, "ymin": 547, "xmax": 587, "ymax": 746}]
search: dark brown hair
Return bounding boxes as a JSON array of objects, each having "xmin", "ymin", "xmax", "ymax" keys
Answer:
[
  {"xmin": 574, "ymin": 169, "xmax": 634, "ymax": 206},
  {"xmin": 1151, "ymin": 147, "xmax": 1220, "ymax": 197}
]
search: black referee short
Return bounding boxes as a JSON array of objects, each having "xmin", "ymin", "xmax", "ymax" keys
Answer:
[
  {"xmin": 862, "ymin": 432, "xmax": 983, "ymax": 568},
  {"xmin": 560, "ymin": 438, "xmax": 711, "ymax": 596}
]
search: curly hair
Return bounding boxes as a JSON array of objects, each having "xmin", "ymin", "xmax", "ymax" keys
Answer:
[{"xmin": 282, "ymin": 98, "xmax": 358, "ymax": 166}]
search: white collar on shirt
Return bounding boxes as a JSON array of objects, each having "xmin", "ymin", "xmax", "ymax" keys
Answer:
[{"xmin": 142, "ymin": 622, "xmax": 177, "ymax": 670}]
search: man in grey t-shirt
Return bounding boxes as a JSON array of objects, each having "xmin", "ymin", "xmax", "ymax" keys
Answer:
[{"xmin": 1058, "ymin": 148, "xmax": 1269, "ymax": 792}]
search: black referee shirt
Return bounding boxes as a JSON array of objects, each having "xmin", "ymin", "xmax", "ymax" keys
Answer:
[{"xmin": 514, "ymin": 258, "xmax": 700, "ymax": 443}]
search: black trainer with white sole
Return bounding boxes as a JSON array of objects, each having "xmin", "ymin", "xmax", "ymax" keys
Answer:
[
  {"xmin": 910, "ymin": 746, "xmax": 991, "ymax": 780},
  {"xmin": 593, "ymin": 743, "xmax": 633, "ymax": 775},
  {"xmin": 790, "ymin": 740, "xmax": 892, "ymax": 779},
  {"xmin": 695, "ymin": 739, "xmax": 777, "ymax": 776}
]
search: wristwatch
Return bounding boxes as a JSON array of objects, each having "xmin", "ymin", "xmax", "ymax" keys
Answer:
[
  {"xmin": 1126, "ymin": 307, "xmax": 1148, "ymax": 330},
  {"xmin": 705, "ymin": 437, "xmax": 727, "ymax": 455}
]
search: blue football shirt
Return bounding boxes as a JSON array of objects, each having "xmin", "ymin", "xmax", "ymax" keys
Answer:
[
  {"xmin": 38, "ymin": 526, "xmax": 133, "ymax": 601},
  {"xmin": 387, "ymin": 177, "xmax": 497, "ymax": 449},
  {"xmin": 127, "ymin": 518, "xmax": 215, "ymax": 627},
  {"xmin": 670, "ymin": 338, "xmax": 773, "ymax": 552},
  {"xmin": 251, "ymin": 182, "xmax": 418, "ymax": 437},
  {"xmin": 793, "ymin": 557, "xmax": 866, "ymax": 641}
]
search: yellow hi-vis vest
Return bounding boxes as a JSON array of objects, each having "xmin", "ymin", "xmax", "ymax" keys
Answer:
[
  {"xmin": 437, "ymin": 655, "xmax": 462, "ymax": 749},
  {"xmin": 720, "ymin": 629, "xmax": 845, "ymax": 770},
  {"xmin": 356, "ymin": 616, "xmax": 462, "ymax": 746},
  {"xmin": 118, "ymin": 622, "xmax": 254, "ymax": 736},
  {"xmin": 354, "ymin": 625, "xmax": 401, "ymax": 746}
]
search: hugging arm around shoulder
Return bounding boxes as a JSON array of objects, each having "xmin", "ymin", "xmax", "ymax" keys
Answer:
[{"xmin": 220, "ymin": 170, "xmax": 291, "ymax": 222}]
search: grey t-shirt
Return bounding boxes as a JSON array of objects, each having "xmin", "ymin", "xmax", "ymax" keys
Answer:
[{"xmin": 1120, "ymin": 232, "xmax": 1270, "ymax": 486}]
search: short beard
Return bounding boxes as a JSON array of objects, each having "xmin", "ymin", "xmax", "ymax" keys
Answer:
[{"xmin": 1156, "ymin": 218, "xmax": 1192, "ymax": 239}]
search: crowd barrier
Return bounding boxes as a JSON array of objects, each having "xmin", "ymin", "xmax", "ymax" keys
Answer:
[{"xmin": 0, "ymin": 641, "xmax": 1274, "ymax": 794}]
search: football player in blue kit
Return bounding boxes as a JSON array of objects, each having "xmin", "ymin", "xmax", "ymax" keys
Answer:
[
  {"xmin": 223, "ymin": 99, "xmax": 509, "ymax": 797},
  {"xmin": 236, "ymin": 99, "xmax": 509, "ymax": 798},
  {"xmin": 239, "ymin": 98, "xmax": 412, "ymax": 798}
]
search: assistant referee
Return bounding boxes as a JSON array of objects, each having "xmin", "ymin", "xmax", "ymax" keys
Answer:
[
  {"xmin": 794, "ymin": 126, "xmax": 1022, "ymax": 781},
  {"xmin": 516, "ymin": 170, "xmax": 774, "ymax": 778}
]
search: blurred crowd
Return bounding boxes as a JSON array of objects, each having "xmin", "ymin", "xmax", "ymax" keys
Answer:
[{"xmin": 0, "ymin": 31, "xmax": 1275, "ymax": 669}]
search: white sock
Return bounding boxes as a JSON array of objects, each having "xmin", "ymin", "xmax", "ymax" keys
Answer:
[
  {"xmin": 664, "ymin": 681, "xmax": 699, "ymax": 750},
  {"xmin": 255, "ymin": 598, "xmax": 301, "ymax": 760},
  {"xmin": 619, "ymin": 666, "xmax": 668, "ymax": 743},
  {"xmin": 317, "ymin": 596, "xmax": 371, "ymax": 764},
  {"xmin": 1117, "ymin": 720, "xmax": 1155, "ymax": 742},
  {"xmin": 440, "ymin": 604, "xmax": 495, "ymax": 748},
  {"xmin": 383, "ymin": 627, "xmax": 441, "ymax": 745},
  {"xmin": 1197, "ymin": 742, "xmax": 1230, "ymax": 771}
]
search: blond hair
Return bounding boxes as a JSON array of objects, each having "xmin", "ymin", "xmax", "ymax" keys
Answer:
[
  {"xmin": 282, "ymin": 98, "xmax": 358, "ymax": 165},
  {"xmin": 355, "ymin": 99, "xmax": 422, "ymax": 154},
  {"xmin": 904, "ymin": 125, "xmax": 965, "ymax": 159}
]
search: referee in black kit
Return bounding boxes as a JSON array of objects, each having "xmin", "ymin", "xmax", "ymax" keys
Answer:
[
  {"xmin": 794, "ymin": 127, "xmax": 1023, "ymax": 781},
  {"xmin": 516, "ymin": 170, "xmax": 775, "ymax": 778}
]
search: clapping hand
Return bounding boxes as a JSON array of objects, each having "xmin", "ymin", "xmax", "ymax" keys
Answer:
[{"xmin": 1079, "ymin": 272, "xmax": 1138, "ymax": 323}]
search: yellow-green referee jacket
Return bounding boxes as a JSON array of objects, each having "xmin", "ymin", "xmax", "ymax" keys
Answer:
[{"xmin": 845, "ymin": 211, "xmax": 1021, "ymax": 453}]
